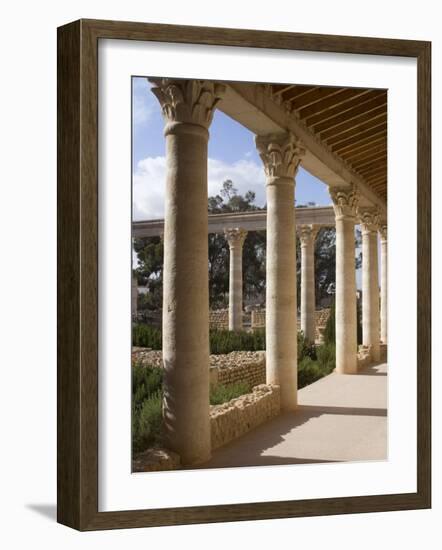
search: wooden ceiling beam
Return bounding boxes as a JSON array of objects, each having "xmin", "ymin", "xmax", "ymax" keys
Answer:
[
  {"xmin": 325, "ymin": 116, "xmax": 387, "ymax": 147},
  {"xmin": 359, "ymin": 165, "xmax": 387, "ymax": 179},
  {"xmin": 352, "ymin": 152, "xmax": 387, "ymax": 171},
  {"xmin": 304, "ymin": 89, "xmax": 383, "ymax": 126},
  {"xmin": 332, "ymin": 129, "xmax": 387, "ymax": 155},
  {"xmin": 340, "ymin": 139, "xmax": 387, "ymax": 161},
  {"xmin": 270, "ymin": 84, "xmax": 298, "ymax": 96},
  {"xmin": 289, "ymin": 87, "xmax": 344, "ymax": 110},
  {"xmin": 319, "ymin": 108, "xmax": 386, "ymax": 141},
  {"xmin": 311, "ymin": 93, "xmax": 387, "ymax": 133},
  {"xmin": 314, "ymin": 106, "xmax": 386, "ymax": 139},
  {"xmin": 297, "ymin": 88, "xmax": 373, "ymax": 119},
  {"xmin": 343, "ymin": 141, "xmax": 386, "ymax": 163}
]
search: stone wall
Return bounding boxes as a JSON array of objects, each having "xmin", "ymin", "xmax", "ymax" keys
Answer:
[
  {"xmin": 251, "ymin": 307, "xmax": 331, "ymax": 342},
  {"xmin": 210, "ymin": 384, "xmax": 280, "ymax": 450},
  {"xmin": 209, "ymin": 309, "xmax": 229, "ymax": 330},
  {"xmin": 210, "ymin": 351, "xmax": 266, "ymax": 388},
  {"xmin": 251, "ymin": 309, "xmax": 265, "ymax": 329},
  {"xmin": 133, "ymin": 349, "xmax": 266, "ymax": 390}
]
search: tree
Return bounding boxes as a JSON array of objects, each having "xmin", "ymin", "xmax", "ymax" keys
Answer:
[
  {"xmin": 133, "ymin": 236, "xmax": 163, "ymax": 311},
  {"xmin": 208, "ymin": 180, "xmax": 266, "ymax": 307}
]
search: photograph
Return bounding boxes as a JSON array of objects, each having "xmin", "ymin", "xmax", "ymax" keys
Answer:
[{"xmin": 130, "ymin": 77, "xmax": 389, "ymax": 472}]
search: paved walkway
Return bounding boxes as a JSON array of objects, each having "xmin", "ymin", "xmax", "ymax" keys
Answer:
[{"xmin": 200, "ymin": 363, "xmax": 387, "ymax": 469}]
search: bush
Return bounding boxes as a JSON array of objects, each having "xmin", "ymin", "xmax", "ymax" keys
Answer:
[
  {"xmin": 323, "ymin": 300, "xmax": 336, "ymax": 344},
  {"xmin": 298, "ymin": 357, "xmax": 323, "ymax": 388},
  {"xmin": 132, "ymin": 364, "xmax": 164, "ymax": 454},
  {"xmin": 316, "ymin": 342, "xmax": 336, "ymax": 373},
  {"xmin": 132, "ymin": 390, "xmax": 163, "ymax": 454},
  {"xmin": 209, "ymin": 328, "xmax": 265, "ymax": 354},
  {"xmin": 297, "ymin": 331, "xmax": 317, "ymax": 362},
  {"xmin": 132, "ymin": 363, "xmax": 163, "ymax": 407},
  {"xmin": 210, "ymin": 381, "xmax": 252, "ymax": 405},
  {"xmin": 132, "ymin": 323, "xmax": 162, "ymax": 349}
]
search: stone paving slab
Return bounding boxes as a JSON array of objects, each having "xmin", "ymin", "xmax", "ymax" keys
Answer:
[{"xmin": 198, "ymin": 363, "xmax": 387, "ymax": 469}]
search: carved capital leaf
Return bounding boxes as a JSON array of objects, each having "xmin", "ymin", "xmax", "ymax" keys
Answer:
[
  {"xmin": 224, "ymin": 228, "xmax": 248, "ymax": 249},
  {"xmin": 330, "ymin": 185, "xmax": 359, "ymax": 220},
  {"xmin": 299, "ymin": 224, "xmax": 319, "ymax": 246},
  {"xmin": 379, "ymin": 223, "xmax": 388, "ymax": 242},
  {"xmin": 148, "ymin": 78, "xmax": 226, "ymax": 129},
  {"xmin": 255, "ymin": 133, "xmax": 305, "ymax": 180},
  {"xmin": 358, "ymin": 207, "xmax": 380, "ymax": 234}
]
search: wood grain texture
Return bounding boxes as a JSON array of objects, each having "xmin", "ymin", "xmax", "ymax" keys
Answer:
[{"xmin": 57, "ymin": 18, "xmax": 431, "ymax": 531}]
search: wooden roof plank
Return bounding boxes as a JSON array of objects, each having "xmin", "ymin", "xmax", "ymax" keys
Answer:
[
  {"xmin": 311, "ymin": 94, "xmax": 387, "ymax": 132},
  {"xmin": 297, "ymin": 88, "xmax": 374, "ymax": 119},
  {"xmin": 325, "ymin": 116, "xmax": 387, "ymax": 146}
]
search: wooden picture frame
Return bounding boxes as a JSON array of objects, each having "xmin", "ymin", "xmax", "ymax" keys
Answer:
[{"xmin": 57, "ymin": 18, "xmax": 431, "ymax": 531}]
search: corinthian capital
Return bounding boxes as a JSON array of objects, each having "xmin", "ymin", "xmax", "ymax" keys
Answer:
[
  {"xmin": 358, "ymin": 207, "xmax": 380, "ymax": 234},
  {"xmin": 330, "ymin": 185, "xmax": 359, "ymax": 220},
  {"xmin": 224, "ymin": 228, "xmax": 248, "ymax": 249},
  {"xmin": 299, "ymin": 224, "xmax": 319, "ymax": 247},
  {"xmin": 148, "ymin": 78, "xmax": 226, "ymax": 130},
  {"xmin": 379, "ymin": 223, "xmax": 388, "ymax": 242},
  {"xmin": 255, "ymin": 133, "xmax": 305, "ymax": 180}
]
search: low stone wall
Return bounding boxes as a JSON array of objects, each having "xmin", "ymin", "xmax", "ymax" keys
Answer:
[
  {"xmin": 210, "ymin": 351, "xmax": 266, "ymax": 388},
  {"xmin": 132, "ymin": 448, "xmax": 180, "ymax": 473},
  {"xmin": 210, "ymin": 384, "xmax": 280, "ymax": 450},
  {"xmin": 209, "ymin": 309, "xmax": 229, "ymax": 330},
  {"xmin": 251, "ymin": 309, "xmax": 265, "ymax": 329},
  {"xmin": 133, "ymin": 349, "xmax": 266, "ymax": 389}
]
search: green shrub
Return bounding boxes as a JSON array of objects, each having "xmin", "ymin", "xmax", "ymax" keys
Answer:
[
  {"xmin": 132, "ymin": 323, "xmax": 162, "ymax": 349},
  {"xmin": 209, "ymin": 328, "xmax": 265, "ymax": 354},
  {"xmin": 132, "ymin": 363, "xmax": 163, "ymax": 408},
  {"xmin": 297, "ymin": 331, "xmax": 317, "ymax": 362},
  {"xmin": 323, "ymin": 300, "xmax": 336, "ymax": 344},
  {"xmin": 316, "ymin": 342, "xmax": 336, "ymax": 373},
  {"xmin": 132, "ymin": 390, "xmax": 163, "ymax": 454},
  {"xmin": 298, "ymin": 357, "xmax": 323, "ymax": 388},
  {"xmin": 210, "ymin": 381, "xmax": 252, "ymax": 405}
]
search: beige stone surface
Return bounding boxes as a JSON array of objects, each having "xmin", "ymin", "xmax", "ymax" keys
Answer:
[
  {"xmin": 210, "ymin": 384, "xmax": 281, "ymax": 450},
  {"xmin": 380, "ymin": 224, "xmax": 388, "ymax": 344},
  {"xmin": 132, "ymin": 448, "xmax": 180, "ymax": 472},
  {"xmin": 359, "ymin": 207, "xmax": 381, "ymax": 362},
  {"xmin": 200, "ymin": 363, "xmax": 387, "ymax": 468},
  {"xmin": 256, "ymin": 132, "xmax": 304, "ymax": 410},
  {"xmin": 299, "ymin": 224, "xmax": 318, "ymax": 343},
  {"xmin": 149, "ymin": 78, "xmax": 225, "ymax": 465},
  {"xmin": 225, "ymin": 228, "xmax": 247, "ymax": 331},
  {"xmin": 330, "ymin": 186, "xmax": 359, "ymax": 374}
]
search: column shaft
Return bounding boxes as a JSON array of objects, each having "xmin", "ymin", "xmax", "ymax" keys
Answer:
[
  {"xmin": 149, "ymin": 78, "xmax": 225, "ymax": 464},
  {"xmin": 225, "ymin": 228, "xmax": 247, "ymax": 331},
  {"xmin": 360, "ymin": 209, "xmax": 380, "ymax": 362},
  {"xmin": 256, "ymin": 133, "xmax": 304, "ymax": 410},
  {"xmin": 300, "ymin": 226, "xmax": 317, "ymax": 343},
  {"xmin": 380, "ymin": 226, "xmax": 388, "ymax": 344},
  {"xmin": 331, "ymin": 187, "xmax": 359, "ymax": 374}
]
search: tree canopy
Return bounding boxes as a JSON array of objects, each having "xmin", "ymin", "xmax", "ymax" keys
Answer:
[{"xmin": 134, "ymin": 179, "xmax": 348, "ymax": 311}]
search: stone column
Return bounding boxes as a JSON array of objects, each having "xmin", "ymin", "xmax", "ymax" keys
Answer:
[
  {"xmin": 379, "ymin": 223, "xmax": 388, "ymax": 344},
  {"xmin": 224, "ymin": 228, "xmax": 248, "ymax": 331},
  {"xmin": 358, "ymin": 207, "xmax": 381, "ymax": 362},
  {"xmin": 149, "ymin": 78, "xmax": 225, "ymax": 464},
  {"xmin": 299, "ymin": 225, "xmax": 319, "ymax": 343},
  {"xmin": 330, "ymin": 186, "xmax": 359, "ymax": 374},
  {"xmin": 256, "ymin": 133, "xmax": 304, "ymax": 410}
]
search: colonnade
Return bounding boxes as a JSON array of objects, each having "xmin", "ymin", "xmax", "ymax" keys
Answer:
[{"xmin": 148, "ymin": 77, "xmax": 388, "ymax": 464}]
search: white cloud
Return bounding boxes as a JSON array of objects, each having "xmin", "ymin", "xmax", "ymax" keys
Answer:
[{"xmin": 133, "ymin": 156, "xmax": 266, "ymax": 221}]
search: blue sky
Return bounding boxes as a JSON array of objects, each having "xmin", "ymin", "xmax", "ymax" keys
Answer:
[
  {"xmin": 132, "ymin": 77, "xmax": 364, "ymax": 287},
  {"xmin": 132, "ymin": 77, "xmax": 332, "ymax": 221}
]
